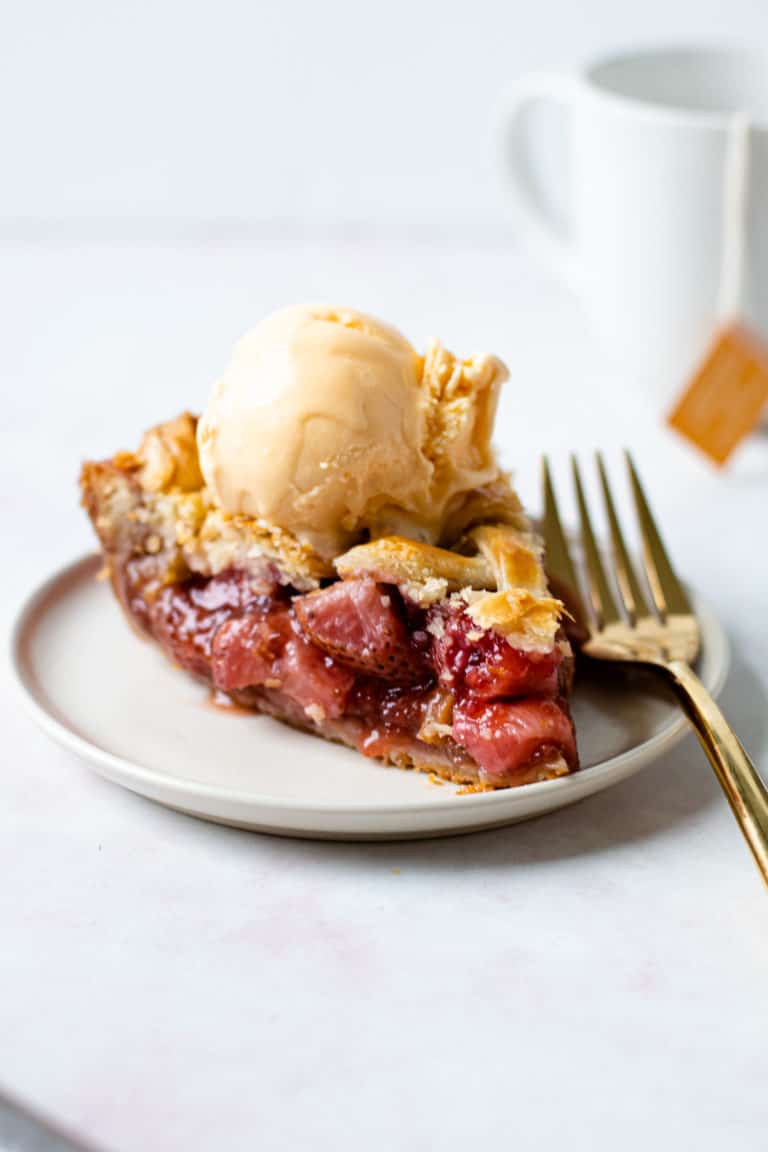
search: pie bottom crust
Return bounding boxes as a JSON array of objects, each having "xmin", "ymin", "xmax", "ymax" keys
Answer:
[{"xmin": 229, "ymin": 684, "xmax": 572, "ymax": 791}]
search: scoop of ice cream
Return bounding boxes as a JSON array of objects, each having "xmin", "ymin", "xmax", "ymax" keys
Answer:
[{"xmin": 197, "ymin": 304, "xmax": 508, "ymax": 557}]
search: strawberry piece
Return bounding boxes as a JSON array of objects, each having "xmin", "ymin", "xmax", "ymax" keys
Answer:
[
  {"xmin": 294, "ymin": 579, "xmax": 428, "ymax": 683},
  {"xmin": 431, "ymin": 610, "xmax": 560, "ymax": 698},
  {"xmin": 279, "ymin": 632, "xmax": 355, "ymax": 720},
  {"xmin": 150, "ymin": 569, "xmax": 267, "ymax": 678},
  {"xmin": 452, "ymin": 697, "xmax": 577, "ymax": 780},
  {"xmin": 211, "ymin": 607, "xmax": 353, "ymax": 719},
  {"xmin": 210, "ymin": 604, "xmax": 291, "ymax": 691}
]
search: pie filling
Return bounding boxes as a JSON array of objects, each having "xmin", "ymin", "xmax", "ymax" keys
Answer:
[{"xmin": 116, "ymin": 558, "xmax": 576, "ymax": 787}]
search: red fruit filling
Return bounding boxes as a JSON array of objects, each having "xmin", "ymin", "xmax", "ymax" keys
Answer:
[
  {"xmin": 150, "ymin": 569, "xmax": 266, "ymax": 678},
  {"xmin": 295, "ymin": 578, "xmax": 429, "ymax": 683},
  {"xmin": 124, "ymin": 561, "xmax": 576, "ymax": 782},
  {"xmin": 452, "ymin": 698, "xmax": 577, "ymax": 780},
  {"xmin": 431, "ymin": 610, "xmax": 562, "ymax": 698},
  {"xmin": 212, "ymin": 607, "xmax": 354, "ymax": 720}
]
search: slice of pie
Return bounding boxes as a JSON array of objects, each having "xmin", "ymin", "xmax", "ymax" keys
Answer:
[{"xmin": 80, "ymin": 306, "xmax": 577, "ymax": 789}]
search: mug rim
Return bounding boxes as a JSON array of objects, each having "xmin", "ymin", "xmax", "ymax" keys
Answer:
[{"xmin": 584, "ymin": 44, "xmax": 768, "ymax": 129}]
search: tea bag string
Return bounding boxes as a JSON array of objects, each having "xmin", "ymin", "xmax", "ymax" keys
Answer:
[{"xmin": 718, "ymin": 112, "xmax": 751, "ymax": 323}]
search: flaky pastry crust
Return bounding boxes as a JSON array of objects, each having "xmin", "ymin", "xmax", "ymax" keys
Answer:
[{"xmin": 80, "ymin": 413, "xmax": 565, "ymax": 650}]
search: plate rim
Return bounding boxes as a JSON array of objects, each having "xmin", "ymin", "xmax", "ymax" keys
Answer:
[{"xmin": 9, "ymin": 552, "xmax": 731, "ymax": 818}]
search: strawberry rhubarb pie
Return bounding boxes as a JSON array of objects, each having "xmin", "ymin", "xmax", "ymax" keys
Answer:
[{"xmin": 81, "ymin": 305, "xmax": 577, "ymax": 788}]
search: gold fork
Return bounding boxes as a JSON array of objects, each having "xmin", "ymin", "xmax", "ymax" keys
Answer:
[{"xmin": 543, "ymin": 452, "xmax": 768, "ymax": 885}]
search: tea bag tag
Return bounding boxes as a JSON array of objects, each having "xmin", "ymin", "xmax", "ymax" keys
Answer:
[{"xmin": 668, "ymin": 115, "xmax": 768, "ymax": 465}]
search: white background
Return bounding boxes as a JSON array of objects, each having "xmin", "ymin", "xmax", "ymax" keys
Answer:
[
  {"xmin": 1, "ymin": 0, "xmax": 766, "ymax": 224},
  {"xmin": 3, "ymin": 3, "xmax": 768, "ymax": 1152}
]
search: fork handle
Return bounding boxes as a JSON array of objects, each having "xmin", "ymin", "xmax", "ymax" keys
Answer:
[{"xmin": 664, "ymin": 659, "xmax": 768, "ymax": 885}]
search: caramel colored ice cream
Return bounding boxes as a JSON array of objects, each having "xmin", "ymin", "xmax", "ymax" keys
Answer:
[{"xmin": 197, "ymin": 304, "xmax": 508, "ymax": 557}]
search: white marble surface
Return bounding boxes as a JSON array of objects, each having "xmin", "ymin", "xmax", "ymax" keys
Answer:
[{"xmin": 2, "ymin": 232, "xmax": 768, "ymax": 1151}]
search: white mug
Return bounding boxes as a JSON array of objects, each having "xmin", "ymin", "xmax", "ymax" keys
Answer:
[{"xmin": 502, "ymin": 47, "xmax": 768, "ymax": 397}]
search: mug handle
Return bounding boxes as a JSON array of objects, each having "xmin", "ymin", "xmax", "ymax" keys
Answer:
[{"xmin": 501, "ymin": 72, "xmax": 580, "ymax": 291}]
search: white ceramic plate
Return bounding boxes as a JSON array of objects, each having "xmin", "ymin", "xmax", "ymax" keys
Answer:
[{"xmin": 11, "ymin": 554, "xmax": 729, "ymax": 840}]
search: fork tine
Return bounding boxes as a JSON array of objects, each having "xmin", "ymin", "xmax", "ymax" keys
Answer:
[
  {"xmin": 571, "ymin": 455, "xmax": 622, "ymax": 627},
  {"xmin": 541, "ymin": 457, "xmax": 588, "ymax": 629},
  {"xmin": 625, "ymin": 451, "xmax": 692, "ymax": 616},
  {"xmin": 595, "ymin": 452, "xmax": 652, "ymax": 623}
]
